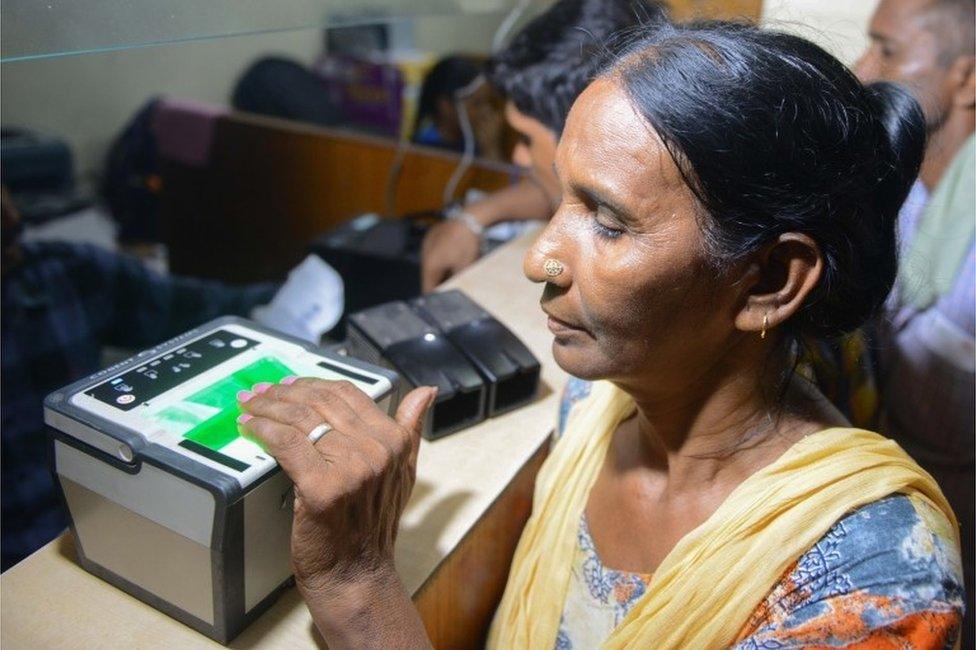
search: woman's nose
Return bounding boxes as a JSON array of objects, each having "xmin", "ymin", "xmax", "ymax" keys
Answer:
[{"xmin": 524, "ymin": 217, "xmax": 572, "ymax": 286}]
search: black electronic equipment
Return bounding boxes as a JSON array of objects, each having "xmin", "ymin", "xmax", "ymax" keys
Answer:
[
  {"xmin": 310, "ymin": 212, "xmax": 519, "ymax": 339},
  {"xmin": 411, "ymin": 290, "xmax": 540, "ymax": 416},
  {"xmin": 310, "ymin": 214, "xmax": 429, "ymax": 337},
  {"xmin": 1, "ymin": 128, "xmax": 73, "ymax": 193},
  {"xmin": 1, "ymin": 128, "xmax": 92, "ymax": 223},
  {"xmin": 346, "ymin": 301, "xmax": 486, "ymax": 439}
]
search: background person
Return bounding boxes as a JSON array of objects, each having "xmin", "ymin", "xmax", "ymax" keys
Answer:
[
  {"xmin": 235, "ymin": 22, "xmax": 963, "ymax": 649},
  {"xmin": 0, "ymin": 189, "xmax": 277, "ymax": 570},
  {"xmin": 855, "ymin": 0, "xmax": 974, "ymax": 635},
  {"xmin": 420, "ymin": 0, "xmax": 667, "ymax": 292}
]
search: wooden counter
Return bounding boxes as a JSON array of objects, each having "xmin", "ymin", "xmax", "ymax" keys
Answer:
[{"xmin": 0, "ymin": 230, "xmax": 562, "ymax": 649}]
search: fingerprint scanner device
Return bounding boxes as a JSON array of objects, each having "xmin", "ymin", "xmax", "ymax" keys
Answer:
[
  {"xmin": 346, "ymin": 301, "xmax": 486, "ymax": 439},
  {"xmin": 44, "ymin": 317, "xmax": 398, "ymax": 643},
  {"xmin": 411, "ymin": 290, "xmax": 540, "ymax": 416}
]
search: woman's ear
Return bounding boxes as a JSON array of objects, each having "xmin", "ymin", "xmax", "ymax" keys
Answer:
[
  {"xmin": 950, "ymin": 55, "xmax": 975, "ymax": 110},
  {"xmin": 733, "ymin": 233, "xmax": 823, "ymax": 338}
]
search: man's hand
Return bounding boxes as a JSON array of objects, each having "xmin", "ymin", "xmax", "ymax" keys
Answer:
[
  {"xmin": 420, "ymin": 178, "xmax": 555, "ymax": 293},
  {"xmin": 420, "ymin": 219, "xmax": 481, "ymax": 293}
]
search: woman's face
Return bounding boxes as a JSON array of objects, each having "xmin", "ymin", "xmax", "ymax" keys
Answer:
[{"xmin": 525, "ymin": 79, "xmax": 746, "ymax": 391}]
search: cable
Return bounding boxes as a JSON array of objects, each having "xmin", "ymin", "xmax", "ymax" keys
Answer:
[
  {"xmin": 441, "ymin": 0, "xmax": 532, "ymax": 209},
  {"xmin": 381, "ymin": 0, "xmax": 535, "ymax": 215},
  {"xmin": 441, "ymin": 74, "xmax": 484, "ymax": 207},
  {"xmin": 492, "ymin": 0, "xmax": 532, "ymax": 53},
  {"xmin": 384, "ymin": 138, "xmax": 410, "ymax": 218}
]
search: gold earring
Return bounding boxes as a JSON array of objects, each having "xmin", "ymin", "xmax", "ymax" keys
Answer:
[
  {"xmin": 761, "ymin": 313, "xmax": 769, "ymax": 340},
  {"xmin": 544, "ymin": 258, "xmax": 564, "ymax": 277}
]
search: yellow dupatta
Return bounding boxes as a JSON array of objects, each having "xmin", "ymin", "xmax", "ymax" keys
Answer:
[{"xmin": 488, "ymin": 380, "xmax": 960, "ymax": 649}]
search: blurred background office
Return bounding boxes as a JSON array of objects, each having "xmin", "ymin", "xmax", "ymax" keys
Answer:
[
  {"xmin": 0, "ymin": 0, "xmax": 915, "ymax": 568},
  {"xmin": 2, "ymin": 7, "xmax": 972, "ymax": 642},
  {"xmin": 0, "ymin": 0, "xmax": 877, "ymax": 273}
]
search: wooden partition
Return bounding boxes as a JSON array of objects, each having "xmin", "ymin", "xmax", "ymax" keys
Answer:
[
  {"xmin": 669, "ymin": 0, "xmax": 763, "ymax": 21},
  {"xmin": 160, "ymin": 111, "xmax": 519, "ymax": 283}
]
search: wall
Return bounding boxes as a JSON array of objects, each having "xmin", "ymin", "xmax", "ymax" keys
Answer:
[
  {"xmin": 2, "ymin": 0, "xmax": 881, "ymax": 181},
  {"xmin": 1, "ymin": 29, "xmax": 321, "ymax": 181},
  {"xmin": 761, "ymin": 0, "xmax": 881, "ymax": 65},
  {"xmin": 0, "ymin": 10, "xmax": 515, "ymax": 180}
]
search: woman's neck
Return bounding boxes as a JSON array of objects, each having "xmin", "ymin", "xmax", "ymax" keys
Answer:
[{"xmin": 612, "ymin": 345, "xmax": 843, "ymax": 495}]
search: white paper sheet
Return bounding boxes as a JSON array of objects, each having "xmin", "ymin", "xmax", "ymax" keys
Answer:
[{"xmin": 251, "ymin": 255, "xmax": 344, "ymax": 343}]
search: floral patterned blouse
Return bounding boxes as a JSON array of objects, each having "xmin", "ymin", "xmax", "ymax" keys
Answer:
[{"xmin": 553, "ymin": 379, "xmax": 964, "ymax": 649}]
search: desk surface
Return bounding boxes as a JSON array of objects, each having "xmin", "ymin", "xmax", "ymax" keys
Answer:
[{"xmin": 0, "ymin": 230, "xmax": 563, "ymax": 649}]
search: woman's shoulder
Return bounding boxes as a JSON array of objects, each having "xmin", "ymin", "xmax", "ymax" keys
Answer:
[{"xmin": 735, "ymin": 493, "xmax": 964, "ymax": 649}]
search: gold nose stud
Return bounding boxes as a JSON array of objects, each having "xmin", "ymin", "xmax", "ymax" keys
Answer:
[{"xmin": 544, "ymin": 258, "xmax": 564, "ymax": 277}]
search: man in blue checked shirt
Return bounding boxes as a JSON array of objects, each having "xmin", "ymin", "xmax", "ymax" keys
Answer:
[{"xmin": 1, "ymin": 191, "xmax": 277, "ymax": 570}]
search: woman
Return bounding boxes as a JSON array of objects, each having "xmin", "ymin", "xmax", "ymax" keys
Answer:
[{"xmin": 234, "ymin": 22, "xmax": 965, "ymax": 649}]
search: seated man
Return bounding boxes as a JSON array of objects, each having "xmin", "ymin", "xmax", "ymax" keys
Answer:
[
  {"xmin": 855, "ymin": 0, "xmax": 975, "ymax": 639},
  {"xmin": 420, "ymin": 0, "xmax": 668, "ymax": 292},
  {"xmin": 0, "ymin": 191, "xmax": 277, "ymax": 570}
]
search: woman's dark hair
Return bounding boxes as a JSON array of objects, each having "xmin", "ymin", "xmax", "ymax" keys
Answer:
[
  {"xmin": 486, "ymin": 0, "xmax": 668, "ymax": 133},
  {"xmin": 600, "ymin": 21, "xmax": 926, "ymax": 339},
  {"xmin": 413, "ymin": 56, "xmax": 482, "ymax": 134}
]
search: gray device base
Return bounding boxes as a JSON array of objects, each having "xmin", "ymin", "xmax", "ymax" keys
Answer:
[{"xmin": 46, "ymin": 316, "xmax": 398, "ymax": 644}]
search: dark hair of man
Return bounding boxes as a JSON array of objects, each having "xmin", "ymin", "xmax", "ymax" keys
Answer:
[
  {"xmin": 485, "ymin": 0, "xmax": 668, "ymax": 134},
  {"xmin": 601, "ymin": 21, "xmax": 926, "ymax": 340},
  {"xmin": 413, "ymin": 56, "xmax": 482, "ymax": 134},
  {"xmin": 925, "ymin": 0, "xmax": 976, "ymax": 65}
]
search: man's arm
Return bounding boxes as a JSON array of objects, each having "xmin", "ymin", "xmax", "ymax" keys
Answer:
[
  {"xmin": 421, "ymin": 178, "xmax": 553, "ymax": 292},
  {"xmin": 464, "ymin": 176, "xmax": 555, "ymax": 227},
  {"xmin": 93, "ymin": 245, "xmax": 277, "ymax": 350}
]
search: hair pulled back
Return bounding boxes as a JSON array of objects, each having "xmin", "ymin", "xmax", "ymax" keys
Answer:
[{"xmin": 602, "ymin": 21, "xmax": 926, "ymax": 338}]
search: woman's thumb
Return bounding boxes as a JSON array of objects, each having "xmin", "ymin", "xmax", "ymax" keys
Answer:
[{"xmin": 395, "ymin": 386, "xmax": 438, "ymax": 440}]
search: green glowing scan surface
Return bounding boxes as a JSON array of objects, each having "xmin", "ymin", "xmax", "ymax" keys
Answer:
[{"xmin": 150, "ymin": 356, "xmax": 294, "ymax": 452}]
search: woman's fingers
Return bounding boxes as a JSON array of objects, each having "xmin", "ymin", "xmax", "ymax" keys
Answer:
[
  {"xmin": 272, "ymin": 379, "xmax": 430, "ymax": 451},
  {"xmin": 305, "ymin": 380, "xmax": 392, "ymax": 426},
  {"xmin": 237, "ymin": 377, "xmax": 434, "ymax": 607},
  {"xmin": 238, "ymin": 415, "xmax": 324, "ymax": 488},
  {"xmin": 248, "ymin": 381, "xmax": 364, "ymax": 432},
  {"xmin": 240, "ymin": 389, "xmax": 332, "ymax": 437},
  {"xmin": 240, "ymin": 379, "xmax": 405, "ymax": 474},
  {"xmin": 239, "ymin": 378, "xmax": 435, "ymax": 485}
]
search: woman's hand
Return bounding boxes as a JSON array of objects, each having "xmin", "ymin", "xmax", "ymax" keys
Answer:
[{"xmin": 236, "ymin": 378, "xmax": 437, "ymax": 648}]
